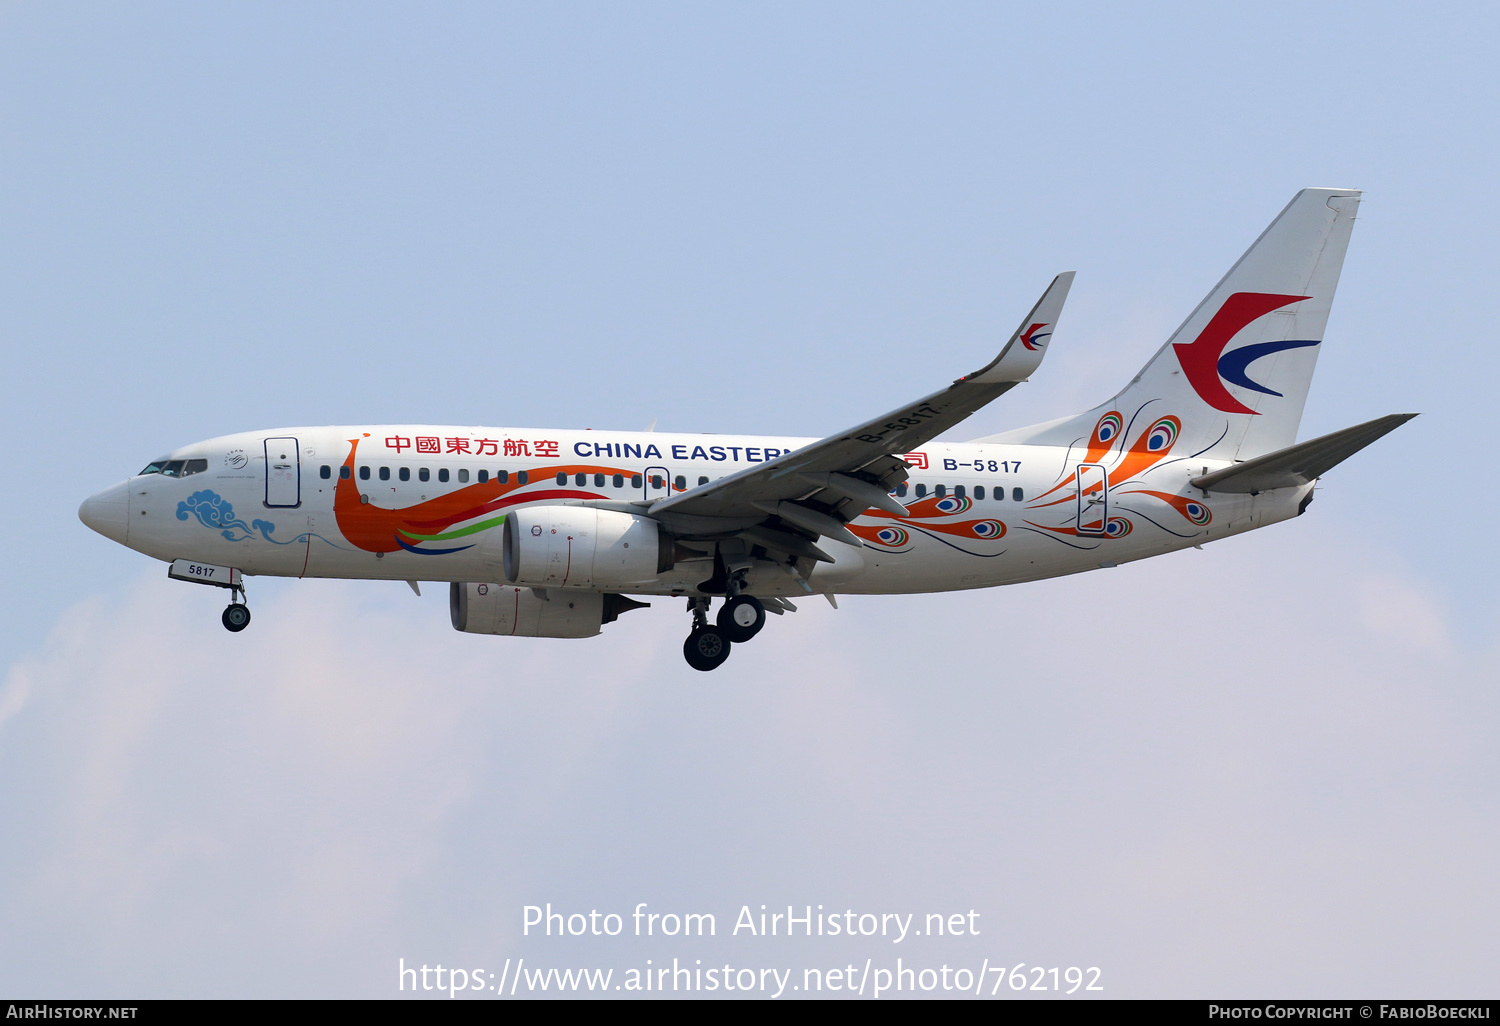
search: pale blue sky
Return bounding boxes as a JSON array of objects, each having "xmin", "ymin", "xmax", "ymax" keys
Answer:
[{"xmin": 1, "ymin": 2, "xmax": 1495, "ymax": 997}]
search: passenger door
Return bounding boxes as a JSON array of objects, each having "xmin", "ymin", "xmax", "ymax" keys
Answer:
[
  {"xmin": 264, "ymin": 436, "xmax": 301, "ymax": 508},
  {"xmin": 1075, "ymin": 463, "xmax": 1107, "ymax": 535}
]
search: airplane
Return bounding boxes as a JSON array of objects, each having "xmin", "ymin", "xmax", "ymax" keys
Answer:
[{"xmin": 78, "ymin": 188, "xmax": 1414, "ymax": 671}]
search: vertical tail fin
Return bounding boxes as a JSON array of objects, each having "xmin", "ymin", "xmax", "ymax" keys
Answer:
[{"xmin": 981, "ymin": 188, "xmax": 1361, "ymax": 461}]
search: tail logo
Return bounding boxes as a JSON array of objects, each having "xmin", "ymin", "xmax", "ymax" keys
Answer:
[
  {"xmin": 1019, "ymin": 322, "xmax": 1052, "ymax": 351},
  {"xmin": 1173, "ymin": 292, "xmax": 1319, "ymax": 415}
]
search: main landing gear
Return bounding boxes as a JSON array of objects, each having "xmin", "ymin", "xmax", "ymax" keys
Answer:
[
  {"xmin": 681, "ymin": 594, "xmax": 767, "ymax": 672},
  {"xmin": 718, "ymin": 594, "xmax": 766, "ymax": 642}
]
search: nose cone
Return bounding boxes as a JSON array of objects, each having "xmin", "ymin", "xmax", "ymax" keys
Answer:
[{"xmin": 79, "ymin": 481, "xmax": 130, "ymax": 545}]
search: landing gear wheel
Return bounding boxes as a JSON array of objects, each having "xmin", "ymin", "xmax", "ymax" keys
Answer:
[
  {"xmin": 222, "ymin": 603, "xmax": 251, "ymax": 632},
  {"xmin": 683, "ymin": 626, "xmax": 732, "ymax": 671},
  {"xmin": 717, "ymin": 595, "xmax": 766, "ymax": 643}
]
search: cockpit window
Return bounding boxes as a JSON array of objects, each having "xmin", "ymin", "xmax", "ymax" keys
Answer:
[{"xmin": 139, "ymin": 458, "xmax": 207, "ymax": 478}]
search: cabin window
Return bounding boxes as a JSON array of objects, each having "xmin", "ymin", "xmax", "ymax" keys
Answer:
[
  {"xmin": 556, "ymin": 472, "xmax": 567, "ymax": 485},
  {"xmin": 954, "ymin": 485, "xmax": 965, "ymax": 499},
  {"xmin": 650, "ymin": 475, "xmax": 663, "ymax": 489},
  {"xmin": 632, "ymin": 474, "xmax": 643, "ymax": 488},
  {"xmin": 359, "ymin": 466, "xmax": 370, "ymax": 480},
  {"xmin": 915, "ymin": 483, "xmax": 928, "ymax": 498},
  {"xmin": 1012, "ymin": 487, "xmax": 1024, "ymax": 502},
  {"xmin": 517, "ymin": 471, "xmax": 528, "ymax": 485},
  {"xmin": 895, "ymin": 482, "xmax": 908, "ymax": 497},
  {"xmin": 697, "ymin": 475, "xmax": 709, "ymax": 486},
  {"xmin": 613, "ymin": 474, "xmax": 624, "ymax": 488},
  {"xmin": 935, "ymin": 484, "xmax": 947, "ymax": 498},
  {"xmin": 477, "ymin": 470, "xmax": 488, "ymax": 483},
  {"xmin": 674, "ymin": 475, "xmax": 687, "ymax": 490},
  {"xmin": 497, "ymin": 470, "xmax": 508, "ymax": 484},
  {"xmin": 594, "ymin": 473, "xmax": 605, "ymax": 487},
  {"xmin": 340, "ymin": 466, "xmax": 351, "ymax": 480},
  {"xmin": 378, "ymin": 467, "xmax": 390, "ymax": 481},
  {"xmin": 437, "ymin": 468, "xmax": 449, "ymax": 483},
  {"xmin": 457, "ymin": 469, "xmax": 469, "ymax": 483},
  {"xmin": 974, "ymin": 485, "xmax": 985, "ymax": 500},
  {"xmin": 398, "ymin": 467, "xmax": 410, "ymax": 482},
  {"xmin": 319, "ymin": 465, "xmax": 331, "ymax": 480},
  {"xmin": 575, "ymin": 473, "xmax": 587, "ymax": 487},
  {"xmin": 419, "ymin": 468, "xmax": 430, "ymax": 482}
]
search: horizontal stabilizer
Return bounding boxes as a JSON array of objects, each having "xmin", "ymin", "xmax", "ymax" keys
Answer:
[{"xmin": 1190, "ymin": 413, "xmax": 1416, "ymax": 493}]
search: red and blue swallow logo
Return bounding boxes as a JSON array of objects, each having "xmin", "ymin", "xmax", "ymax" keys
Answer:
[
  {"xmin": 1173, "ymin": 292, "xmax": 1320, "ymax": 415},
  {"xmin": 1020, "ymin": 322, "xmax": 1052, "ymax": 351}
]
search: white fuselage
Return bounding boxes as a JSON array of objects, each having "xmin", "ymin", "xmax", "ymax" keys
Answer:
[{"xmin": 84, "ymin": 425, "xmax": 1310, "ymax": 598}]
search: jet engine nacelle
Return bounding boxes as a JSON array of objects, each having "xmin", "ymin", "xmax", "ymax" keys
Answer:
[
  {"xmin": 450, "ymin": 583, "xmax": 604, "ymax": 638},
  {"xmin": 503, "ymin": 506, "xmax": 671, "ymax": 589}
]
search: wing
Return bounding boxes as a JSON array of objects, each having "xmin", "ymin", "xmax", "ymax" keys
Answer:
[{"xmin": 649, "ymin": 272, "xmax": 1074, "ymax": 556}]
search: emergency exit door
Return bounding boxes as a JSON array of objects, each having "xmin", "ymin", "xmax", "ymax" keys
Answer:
[{"xmin": 644, "ymin": 465, "xmax": 671, "ymax": 502}]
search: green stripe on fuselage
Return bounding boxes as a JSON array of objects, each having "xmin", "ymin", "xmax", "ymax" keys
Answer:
[{"xmin": 398, "ymin": 514, "xmax": 506, "ymax": 542}]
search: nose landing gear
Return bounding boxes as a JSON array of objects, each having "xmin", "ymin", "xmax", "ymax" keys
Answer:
[
  {"xmin": 221, "ymin": 580, "xmax": 251, "ymax": 633},
  {"xmin": 165, "ymin": 560, "xmax": 252, "ymax": 633}
]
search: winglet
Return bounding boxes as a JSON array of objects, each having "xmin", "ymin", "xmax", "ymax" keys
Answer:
[{"xmin": 962, "ymin": 271, "xmax": 1075, "ymax": 385}]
